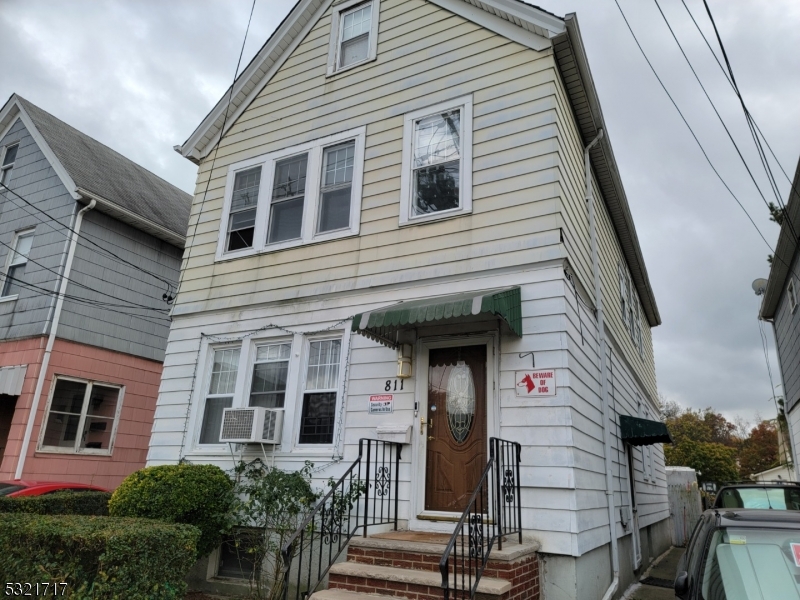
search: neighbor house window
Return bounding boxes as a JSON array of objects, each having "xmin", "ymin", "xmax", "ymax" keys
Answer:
[
  {"xmin": 400, "ymin": 96, "xmax": 473, "ymax": 226},
  {"xmin": 39, "ymin": 377, "xmax": 123, "ymax": 454},
  {"xmin": 298, "ymin": 338, "xmax": 341, "ymax": 445},
  {"xmin": 618, "ymin": 261, "xmax": 644, "ymax": 356},
  {"xmin": 2, "ymin": 229, "xmax": 34, "ymax": 297},
  {"xmin": 327, "ymin": 0, "xmax": 380, "ymax": 75},
  {"xmin": 249, "ymin": 342, "xmax": 291, "ymax": 409},
  {"xmin": 217, "ymin": 127, "xmax": 365, "ymax": 259},
  {"xmin": 199, "ymin": 347, "xmax": 241, "ymax": 444},
  {"xmin": 789, "ymin": 279, "xmax": 798, "ymax": 313},
  {"xmin": 0, "ymin": 143, "xmax": 19, "ymax": 186}
]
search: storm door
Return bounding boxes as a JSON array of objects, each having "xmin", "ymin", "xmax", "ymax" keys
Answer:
[{"xmin": 424, "ymin": 345, "xmax": 487, "ymax": 513}]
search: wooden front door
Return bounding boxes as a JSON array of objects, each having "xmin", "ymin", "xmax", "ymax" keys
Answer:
[{"xmin": 425, "ymin": 345, "xmax": 487, "ymax": 513}]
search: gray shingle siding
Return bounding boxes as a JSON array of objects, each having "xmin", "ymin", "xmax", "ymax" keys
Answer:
[
  {"xmin": 60, "ymin": 209, "xmax": 181, "ymax": 362},
  {"xmin": 774, "ymin": 246, "xmax": 800, "ymax": 412},
  {"xmin": 0, "ymin": 118, "xmax": 74, "ymax": 340}
]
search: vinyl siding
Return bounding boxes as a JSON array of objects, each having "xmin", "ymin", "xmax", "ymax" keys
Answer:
[
  {"xmin": 0, "ymin": 118, "xmax": 74, "ymax": 340},
  {"xmin": 773, "ymin": 247, "xmax": 800, "ymax": 413},
  {"xmin": 60, "ymin": 209, "xmax": 182, "ymax": 362},
  {"xmin": 174, "ymin": 0, "xmax": 565, "ymax": 315}
]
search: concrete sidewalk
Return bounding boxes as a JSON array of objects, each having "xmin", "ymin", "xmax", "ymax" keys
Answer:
[{"xmin": 625, "ymin": 547, "xmax": 684, "ymax": 600}]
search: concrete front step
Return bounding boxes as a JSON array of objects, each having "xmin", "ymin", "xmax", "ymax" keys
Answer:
[
  {"xmin": 328, "ymin": 561, "xmax": 512, "ymax": 599},
  {"xmin": 310, "ymin": 590, "xmax": 411, "ymax": 600}
]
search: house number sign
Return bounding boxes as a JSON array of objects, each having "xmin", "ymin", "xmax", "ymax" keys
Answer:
[{"xmin": 515, "ymin": 370, "xmax": 556, "ymax": 397}]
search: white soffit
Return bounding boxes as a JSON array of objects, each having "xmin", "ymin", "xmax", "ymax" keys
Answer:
[{"xmin": 178, "ymin": 0, "xmax": 565, "ymax": 163}]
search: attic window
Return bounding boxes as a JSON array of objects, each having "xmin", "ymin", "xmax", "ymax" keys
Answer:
[
  {"xmin": 327, "ymin": 0, "xmax": 380, "ymax": 76},
  {"xmin": 0, "ymin": 143, "xmax": 19, "ymax": 186},
  {"xmin": 789, "ymin": 279, "xmax": 798, "ymax": 313}
]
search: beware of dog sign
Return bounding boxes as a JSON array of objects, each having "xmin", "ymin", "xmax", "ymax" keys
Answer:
[{"xmin": 515, "ymin": 371, "xmax": 556, "ymax": 397}]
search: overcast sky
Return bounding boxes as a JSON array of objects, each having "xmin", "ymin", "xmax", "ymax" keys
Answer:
[{"xmin": 1, "ymin": 0, "xmax": 796, "ymax": 427}]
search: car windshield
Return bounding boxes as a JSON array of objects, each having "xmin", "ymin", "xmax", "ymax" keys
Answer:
[
  {"xmin": 717, "ymin": 487, "xmax": 800, "ymax": 510},
  {"xmin": 0, "ymin": 483, "xmax": 25, "ymax": 496},
  {"xmin": 700, "ymin": 527, "xmax": 800, "ymax": 599}
]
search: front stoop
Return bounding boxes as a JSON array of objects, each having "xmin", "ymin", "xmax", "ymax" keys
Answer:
[{"xmin": 318, "ymin": 532, "xmax": 540, "ymax": 600}]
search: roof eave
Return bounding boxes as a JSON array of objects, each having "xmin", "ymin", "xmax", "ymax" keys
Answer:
[
  {"xmin": 761, "ymin": 155, "xmax": 800, "ymax": 319},
  {"xmin": 552, "ymin": 13, "xmax": 661, "ymax": 327}
]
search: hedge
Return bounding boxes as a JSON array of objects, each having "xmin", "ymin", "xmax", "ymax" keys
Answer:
[
  {"xmin": 0, "ymin": 513, "xmax": 199, "ymax": 599},
  {"xmin": 0, "ymin": 491, "xmax": 111, "ymax": 515},
  {"xmin": 109, "ymin": 463, "xmax": 234, "ymax": 557}
]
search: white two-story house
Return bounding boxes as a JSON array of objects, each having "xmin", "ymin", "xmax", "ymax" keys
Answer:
[{"xmin": 149, "ymin": 2, "xmax": 670, "ymax": 598}]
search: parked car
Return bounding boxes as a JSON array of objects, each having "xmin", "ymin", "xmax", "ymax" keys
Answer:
[
  {"xmin": 0, "ymin": 480, "xmax": 109, "ymax": 497},
  {"xmin": 674, "ymin": 509, "xmax": 800, "ymax": 599},
  {"xmin": 714, "ymin": 482, "xmax": 800, "ymax": 510}
]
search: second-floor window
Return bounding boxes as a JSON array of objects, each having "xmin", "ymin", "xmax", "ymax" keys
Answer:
[
  {"xmin": 327, "ymin": 0, "xmax": 380, "ymax": 75},
  {"xmin": 0, "ymin": 143, "xmax": 18, "ymax": 186},
  {"xmin": 2, "ymin": 229, "xmax": 34, "ymax": 298},
  {"xmin": 217, "ymin": 127, "xmax": 365, "ymax": 259},
  {"xmin": 788, "ymin": 279, "xmax": 797, "ymax": 313},
  {"xmin": 618, "ymin": 261, "xmax": 643, "ymax": 356},
  {"xmin": 400, "ymin": 96, "xmax": 473, "ymax": 226}
]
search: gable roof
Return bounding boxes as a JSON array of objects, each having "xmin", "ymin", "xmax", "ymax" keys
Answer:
[
  {"xmin": 0, "ymin": 94, "xmax": 191, "ymax": 247},
  {"xmin": 760, "ymin": 155, "xmax": 800, "ymax": 320},
  {"xmin": 175, "ymin": 0, "xmax": 660, "ymax": 326}
]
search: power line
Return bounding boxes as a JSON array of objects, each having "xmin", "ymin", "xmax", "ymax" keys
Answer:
[
  {"xmin": 651, "ymin": 0, "xmax": 798, "ymax": 242},
  {"xmin": 0, "ymin": 181, "xmax": 176, "ymax": 299},
  {"xmin": 174, "ymin": 0, "xmax": 258, "ymax": 303}
]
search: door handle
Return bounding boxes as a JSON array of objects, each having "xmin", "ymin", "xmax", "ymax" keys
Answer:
[{"xmin": 420, "ymin": 417, "xmax": 433, "ymax": 434}]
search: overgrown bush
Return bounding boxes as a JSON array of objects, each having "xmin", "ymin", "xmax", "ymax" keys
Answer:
[
  {"xmin": 0, "ymin": 491, "xmax": 111, "ymax": 515},
  {"xmin": 108, "ymin": 463, "xmax": 234, "ymax": 557},
  {"xmin": 0, "ymin": 513, "xmax": 199, "ymax": 599}
]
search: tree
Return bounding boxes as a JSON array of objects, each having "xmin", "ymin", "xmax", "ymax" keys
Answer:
[
  {"xmin": 738, "ymin": 420, "xmax": 779, "ymax": 478},
  {"xmin": 664, "ymin": 407, "xmax": 741, "ymax": 483},
  {"xmin": 767, "ymin": 202, "xmax": 786, "ymax": 264}
]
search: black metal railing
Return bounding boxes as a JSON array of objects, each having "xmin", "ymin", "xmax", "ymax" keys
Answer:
[
  {"xmin": 439, "ymin": 437, "xmax": 522, "ymax": 600},
  {"xmin": 280, "ymin": 438, "xmax": 402, "ymax": 600}
]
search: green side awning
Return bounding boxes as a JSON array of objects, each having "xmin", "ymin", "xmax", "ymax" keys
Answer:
[
  {"xmin": 351, "ymin": 287, "xmax": 522, "ymax": 348},
  {"xmin": 620, "ymin": 414, "xmax": 673, "ymax": 446}
]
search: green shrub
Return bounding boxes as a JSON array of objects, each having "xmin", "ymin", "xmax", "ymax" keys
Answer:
[
  {"xmin": 109, "ymin": 463, "xmax": 234, "ymax": 557},
  {"xmin": 0, "ymin": 513, "xmax": 199, "ymax": 599},
  {"xmin": 0, "ymin": 491, "xmax": 111, "ymax": 515}
]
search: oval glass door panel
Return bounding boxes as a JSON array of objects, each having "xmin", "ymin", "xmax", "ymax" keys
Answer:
[{"xmin": 446, "ymin": 360, "xmax": 475, "ymax": 443}]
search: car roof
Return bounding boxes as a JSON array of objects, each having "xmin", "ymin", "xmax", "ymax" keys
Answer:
[{"xmin": 704, "ymin": 508, "xmax": 800, "ymax": 528}]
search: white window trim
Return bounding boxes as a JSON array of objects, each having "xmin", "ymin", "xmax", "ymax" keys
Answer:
[
  {"xmin": 326, "ymin": 0, "xmax": 381, "ymax": 77},
  {"xmin": 399, "ymin": 95, "xmax": 473, "ymax": 226},
  {"xmin": 36, "ymin": 375, "xmax": 125, "ymax": 456},
  {"xmin": 189, "ymin": 328, "xmax": 350, "ymax": 454},
  {"xmin": 216, "ymin": 127, "xmax": 366, "ymax": 261},
  {"xmin": 1, "ymin": 228, "xmax": 35, "ymax": 299},
  {"xmin": 0, "ymin": 142, "xmax": 19, "ymax": 185},
  {"xmin": 788, "ymin": 278, "xmax": 798, "ymax": 314}
]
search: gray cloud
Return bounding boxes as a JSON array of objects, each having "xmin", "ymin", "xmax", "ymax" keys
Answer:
[{"xmin": 1, "ymin": 0, "xmax": 794, "ymax": 426}]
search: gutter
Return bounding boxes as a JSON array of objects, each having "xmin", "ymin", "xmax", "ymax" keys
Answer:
[
  {"xmin": 586, "ymin": 129, "xmax": 620, "ymax": 599},
  {"xmin": 14, "ymin": 200, "xmax": 96, "ymax": 479}
]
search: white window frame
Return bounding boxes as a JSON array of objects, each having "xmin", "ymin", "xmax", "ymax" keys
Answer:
[
  {"xmin": 216, "ymin": 127, "xmax": 366, "ymax": 261},
  {"xmin": 1, "ymin": 228, "xmax": 35, "ymax": 300},
  {"xmin": 399, "ymin": 96, "xmax": 473, "ymax": 226},
  {"xmin": 193, "ymin": 343, "xmax": 245, "ymax": 448},
  {"xmin": 326, "ymin": 0, "xmax": 381, "ymax": 77},
  {"xmin": 0, "ymin": 142, "xmax": 19, "ymax": 187},
  {"xmin": 788, "ymin": 278, "xmax": 798, "ymax": 314},
  {"xmin": 37, "ymin": 375, "xmax": 125, "ymax": 456},
  {"xmin": 292, "ymin": 334, "xmax": 346, "ymax": 449}
]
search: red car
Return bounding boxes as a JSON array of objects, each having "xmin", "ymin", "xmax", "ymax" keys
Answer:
[{"xmin": 0, "ymin": 480, "xmax": 109, "ymax": 497}]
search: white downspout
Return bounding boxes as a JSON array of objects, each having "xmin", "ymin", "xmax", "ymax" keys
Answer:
[
  {"xmin": 14, "ymin": 200, "xmax": 96, "ymax": 479},
  {"xmin": 585, "ymin": 130, "xmax": 619, "ymax": 600}
]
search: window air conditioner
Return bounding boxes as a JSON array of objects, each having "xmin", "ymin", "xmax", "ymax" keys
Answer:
[{"xmin": 219, "ymin": 407, "xmax": 283, "ymax": 444}]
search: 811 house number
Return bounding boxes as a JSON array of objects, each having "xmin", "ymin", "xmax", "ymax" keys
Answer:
[{"xmin": 384, "ymin": 379, "xmax": 404, "ymax": 392}]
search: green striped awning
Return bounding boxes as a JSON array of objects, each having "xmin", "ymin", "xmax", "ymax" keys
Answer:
[
  {"xmin": 352, "ymin": 287, "xmax": 522, "ymax": 348},
  {"xmin": 620, "ymin": 415, "xmax": 673, "ymax": 446}
]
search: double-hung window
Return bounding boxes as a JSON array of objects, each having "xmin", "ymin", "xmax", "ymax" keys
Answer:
[
  {"xmin": 618, "ymin": 261, "xmax": 644, "ymax": 356},
  {"xmin": 217, "ymin": 127, "xmax": 365, "ymax": 259},
  {"xmin": 249, "ymin": 342, "xmax": 291, "ymax": 409},
  {"xmin": 400, "ymin": 96, "xmax": 473, "ymax": 225},
  {"xmin": 0, "ymin": 143, "xmax": 18, "ymax": 186},
  {"xmin": 788, "ymin": 279, "xmax": 798, "ymax": 313},
  {"xmin": 299, "ymin": 339, "xmax": 342, "ymax": 445},
  {"xmin": 2, "ymin": 229, "xmax": 34, "ymax": 298},
  {"xmin": 39, "ymin": 377, "xmax": 124, "ymax": 454},
  {"xmin": 327, "ymin": 0, "xmax": 380, "ymax": 75},
  {"xmin": 199, "ymin": 347, "xmax": 241, "ymax": 444}
]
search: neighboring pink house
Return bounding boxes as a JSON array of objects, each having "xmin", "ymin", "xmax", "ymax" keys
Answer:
[{"xmin": 0, "ymin": 95, "xmax": 190, "ymax": 488}]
